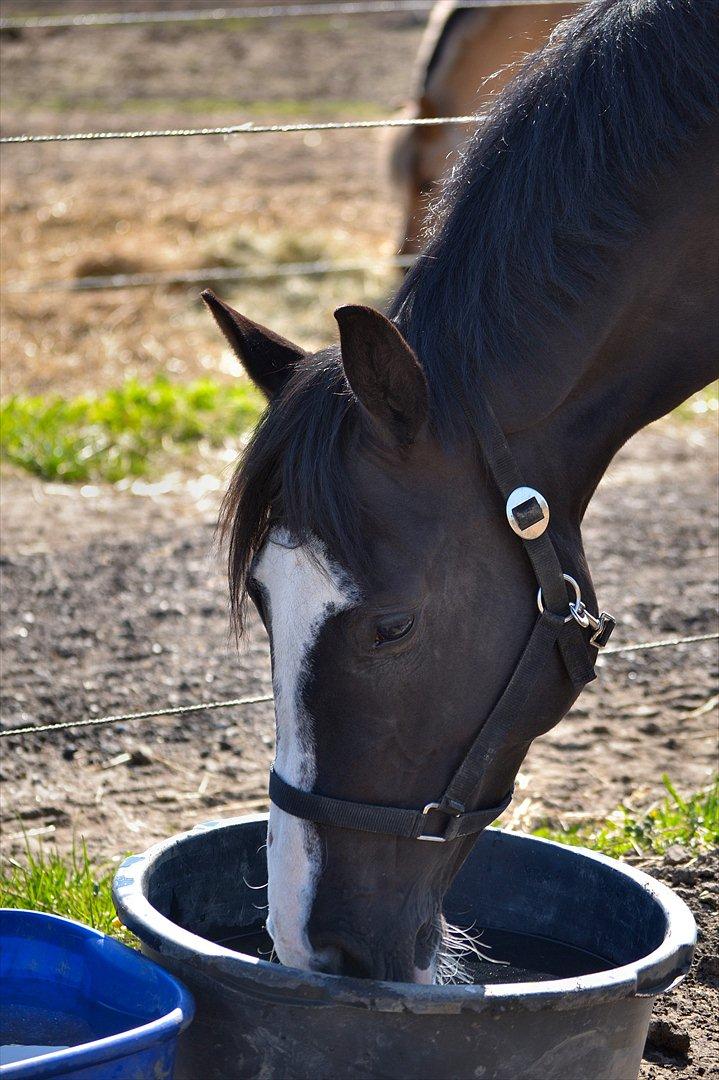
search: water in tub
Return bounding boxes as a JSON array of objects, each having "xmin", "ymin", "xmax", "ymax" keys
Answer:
[
  {"xmin": 1, "ymin": 1045, "xmax": 70, "ymax": 1066},
  {"xmin": 1, "ymin": 980, "xmax": 146, "ymax": 1066},
  {"xmin": 213, "ymin": 926, "xmax": 613, "ymax": 983}
]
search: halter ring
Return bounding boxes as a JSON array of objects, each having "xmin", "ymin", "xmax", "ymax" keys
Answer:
[{"xmin": 536, "ymin": 573, "xmax": 581, "ymax": 624}]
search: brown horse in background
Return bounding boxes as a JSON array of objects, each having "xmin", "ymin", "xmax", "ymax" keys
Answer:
[{"xmin": 390, "ymin": 1, "xmax": 580, "ymax": 254}]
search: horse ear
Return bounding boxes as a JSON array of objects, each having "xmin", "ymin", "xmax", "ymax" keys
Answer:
[
  {"xmin": 334, "ymin": 305, "xmax": 428, "ymax": 446},
  {"xmin": 201, "ymin": 289, "xmax": 304, "ymax": 398}
]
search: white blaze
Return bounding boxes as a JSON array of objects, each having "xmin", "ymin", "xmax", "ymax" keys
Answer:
[{"xmin": 253, "ymin": 528, "xmax": 357, "ymax": 969}]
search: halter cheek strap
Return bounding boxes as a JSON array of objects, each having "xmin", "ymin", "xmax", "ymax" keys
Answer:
[{"xmin": 268, "ymin": 402, "xmax": 615, "ymax": 842}]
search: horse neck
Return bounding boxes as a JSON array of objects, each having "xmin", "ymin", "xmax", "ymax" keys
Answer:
[{"xmin": 500, "ymin": 124, "xmax": 719, "ymax": 524}]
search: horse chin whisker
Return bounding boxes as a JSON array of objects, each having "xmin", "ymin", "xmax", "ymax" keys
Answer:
[
  {"xmin": 257, "ymin": 943, "xmax": 278, "ymax": 963},
  {"xmin": 242, "ymin": 875, "xmax": 269, "ymax": 891},
  {"xmin": 434, "ymin": 919, "xmax": 509, "ymax": 986}
]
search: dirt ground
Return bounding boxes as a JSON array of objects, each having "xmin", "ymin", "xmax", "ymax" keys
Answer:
[
  {"xmin": 1, "ymin": 3, "xmax": 718, "ymax": 1077},
  {"xmin": 641, "ymin": 850, "xmax": 718, "ymax": 1080},
  {"xmin": 2, "ymin": 417, "xmax": 717, "ymax": 1078},
  {"xmin": 1, "ymin": 416, "xmax": 717, "ymax": 861},
  {"xmin": 0, "ymin": 1, "xmax": 427, "ymax": 397}
]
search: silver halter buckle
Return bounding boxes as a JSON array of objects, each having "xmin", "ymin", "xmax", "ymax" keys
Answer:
[
  {"xmin": 506, "ymin": 487, "xmax": 550, "ymax": 540},
  {"xmin": 417, "ymin": 801, "xmax": 462, "ymax": 842}
]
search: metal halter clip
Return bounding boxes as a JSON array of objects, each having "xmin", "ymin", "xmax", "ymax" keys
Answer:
[
  {"xmin": 570, "ymin": 601, "xmax": 616, "ymax": 648},
  {"xmin": 506, "ymin": 487, "xmax": 550, "ymax": 540}
]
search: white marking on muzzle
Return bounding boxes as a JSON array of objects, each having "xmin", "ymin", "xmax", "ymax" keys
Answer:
[{"xmin": 253, "ymin": 528, "xmax": 358, "ymax": 970}]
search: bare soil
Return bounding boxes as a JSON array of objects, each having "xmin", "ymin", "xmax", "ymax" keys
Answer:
[
  {"xmin": 1, "ymin": 4, "xmax": 717, "ymax": 1076},
  {"xmin": 641, "ymin": 850, "xmax": 718, "ymax": 1080},
  {"xmin": 2, "ymin": 416, "xmax": 716, "ymax": 856},
  {"xmin": 0, "ymin": 1, "xmax": 426, "ymax": 397},
  {"xmin": 1, "ymin": 418, "xmax": 717, "ymax": 1078}
]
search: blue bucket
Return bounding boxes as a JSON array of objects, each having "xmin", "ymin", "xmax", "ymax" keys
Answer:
[{"xmin": 0, "ymin": 909, "xmax": 194, "ymax": 1080}]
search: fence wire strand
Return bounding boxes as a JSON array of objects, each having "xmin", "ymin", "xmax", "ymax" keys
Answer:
[
  {"xmin": 600, "ymin": 632, "xmax": 718, "ymax": 656},
  {"xmin": 2, "ymin": 255, "xmax": 417, "ymax": 296},
  {"xmin": 0, "ymin": 113, "xmax": 483, "ymax": 146},
  {"xmin": 2, "ymin": 632, "xmax": 715, "ymax": 740},
  {"xmin": 1, "ymin": 695, "xmax": 275, "ymax": 739},
  {"xmin": 0, "ymin": 1, "xmax": 583, "ymax": 32}
]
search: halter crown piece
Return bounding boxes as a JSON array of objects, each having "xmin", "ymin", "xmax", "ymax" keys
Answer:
[{"xmin": 269, "ymin": 401, "xmax": 615, "ymax": 842}]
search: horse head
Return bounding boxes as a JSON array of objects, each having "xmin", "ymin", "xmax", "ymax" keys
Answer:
[
  {"xmin": 204, "ymin": 291, "xmax": 589, "ymax": 982},
  {"xmin": 204, "ymin": 0, "xmax": 718, "ymax": 985}
]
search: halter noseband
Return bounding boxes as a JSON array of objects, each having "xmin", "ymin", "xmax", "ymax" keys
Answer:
[{"xmin": 269, "ymin": 402, "xmax": 615, "ymax": 843}]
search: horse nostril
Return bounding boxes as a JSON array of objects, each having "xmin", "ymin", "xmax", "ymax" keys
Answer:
[
  {"xmin": 311, "ymin": 939, "xmax": 377, "ymax": 979},
  {"xmin": 310, "ymin": 946, "xmax": 343, "ymax": 975}
]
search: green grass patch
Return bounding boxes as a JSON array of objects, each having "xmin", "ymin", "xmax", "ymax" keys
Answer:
[
  {"xmin": 533, "ymin": 774, "xmax": 719, "ymax": 858},
  {"xmin": 0, "ymin": 376, "xmax": 264, "ymax": 483},
  {"xmin": 673, "ymin": 381, "xmax": 718, "ymax": 420},
  {"xmin": 185, "ymin": 15, "xmax": 338, "ymax": 32},
  {"xmin": 1, "ymin": 15, "xmax": 337, "ymax": 34},
  {"xmin": 1, "ymin": 14, "xmax": 336, "ymax": 34},
  {"xmin": 5, "ymin": 95, "xmax": 385, "ymax": 120},
  {"xmin": 0, "ymin": 837, "xmax": 136, "ymax": 947}
]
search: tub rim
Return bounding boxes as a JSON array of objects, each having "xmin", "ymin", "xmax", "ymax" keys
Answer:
[
  {"xmin": 0, "ymin": 908, "xmax": 194, "ymax": 1079},
  {"xmin": 112, "ymin": 815, "xmax": 696, "ymax": 1016}
]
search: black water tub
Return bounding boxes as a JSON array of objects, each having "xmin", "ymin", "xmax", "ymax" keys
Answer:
[{"xmin": 113, "ymin": 816, "xmax": 695, "ymax": 1080}]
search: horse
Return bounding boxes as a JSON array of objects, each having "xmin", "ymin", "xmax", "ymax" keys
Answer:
[
  {"xmin": 390, "ymin": 0, "xmax": 580, "ymax": 255},
  {"xmin": 204, "ymin": 0, "xmax": 719, "ymax": 983}
]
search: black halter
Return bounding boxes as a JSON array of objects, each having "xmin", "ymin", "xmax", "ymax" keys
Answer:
[{"xmin": 269, "ymin": 402, "xmax": 615, "ymax": 843}]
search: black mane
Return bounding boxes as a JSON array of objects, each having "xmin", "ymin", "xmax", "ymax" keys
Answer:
[
  {"xmin": 391, "ymin": 0, "xmax": 718, "ymax": 432},
  {"xmin": 221, "ymin": 347, "xmax": 365, "ymax": 632},
  {"xmin": 222, "ymin": 0, "xmax": 718, "ymax": 630}
]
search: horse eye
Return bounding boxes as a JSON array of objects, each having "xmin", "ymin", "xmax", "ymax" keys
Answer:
[{"xmin": 374, "ymin": 614, "xmax": 415, "ymax": 646}]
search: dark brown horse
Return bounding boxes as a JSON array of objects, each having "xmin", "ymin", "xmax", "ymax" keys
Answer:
[
  {"xmin": 204, "ymin": 0, "xmax": 718, "ymax": 982},
  {"xmin": 390, "ymin": 0, "xmax": 580, "ymax": 255}
]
